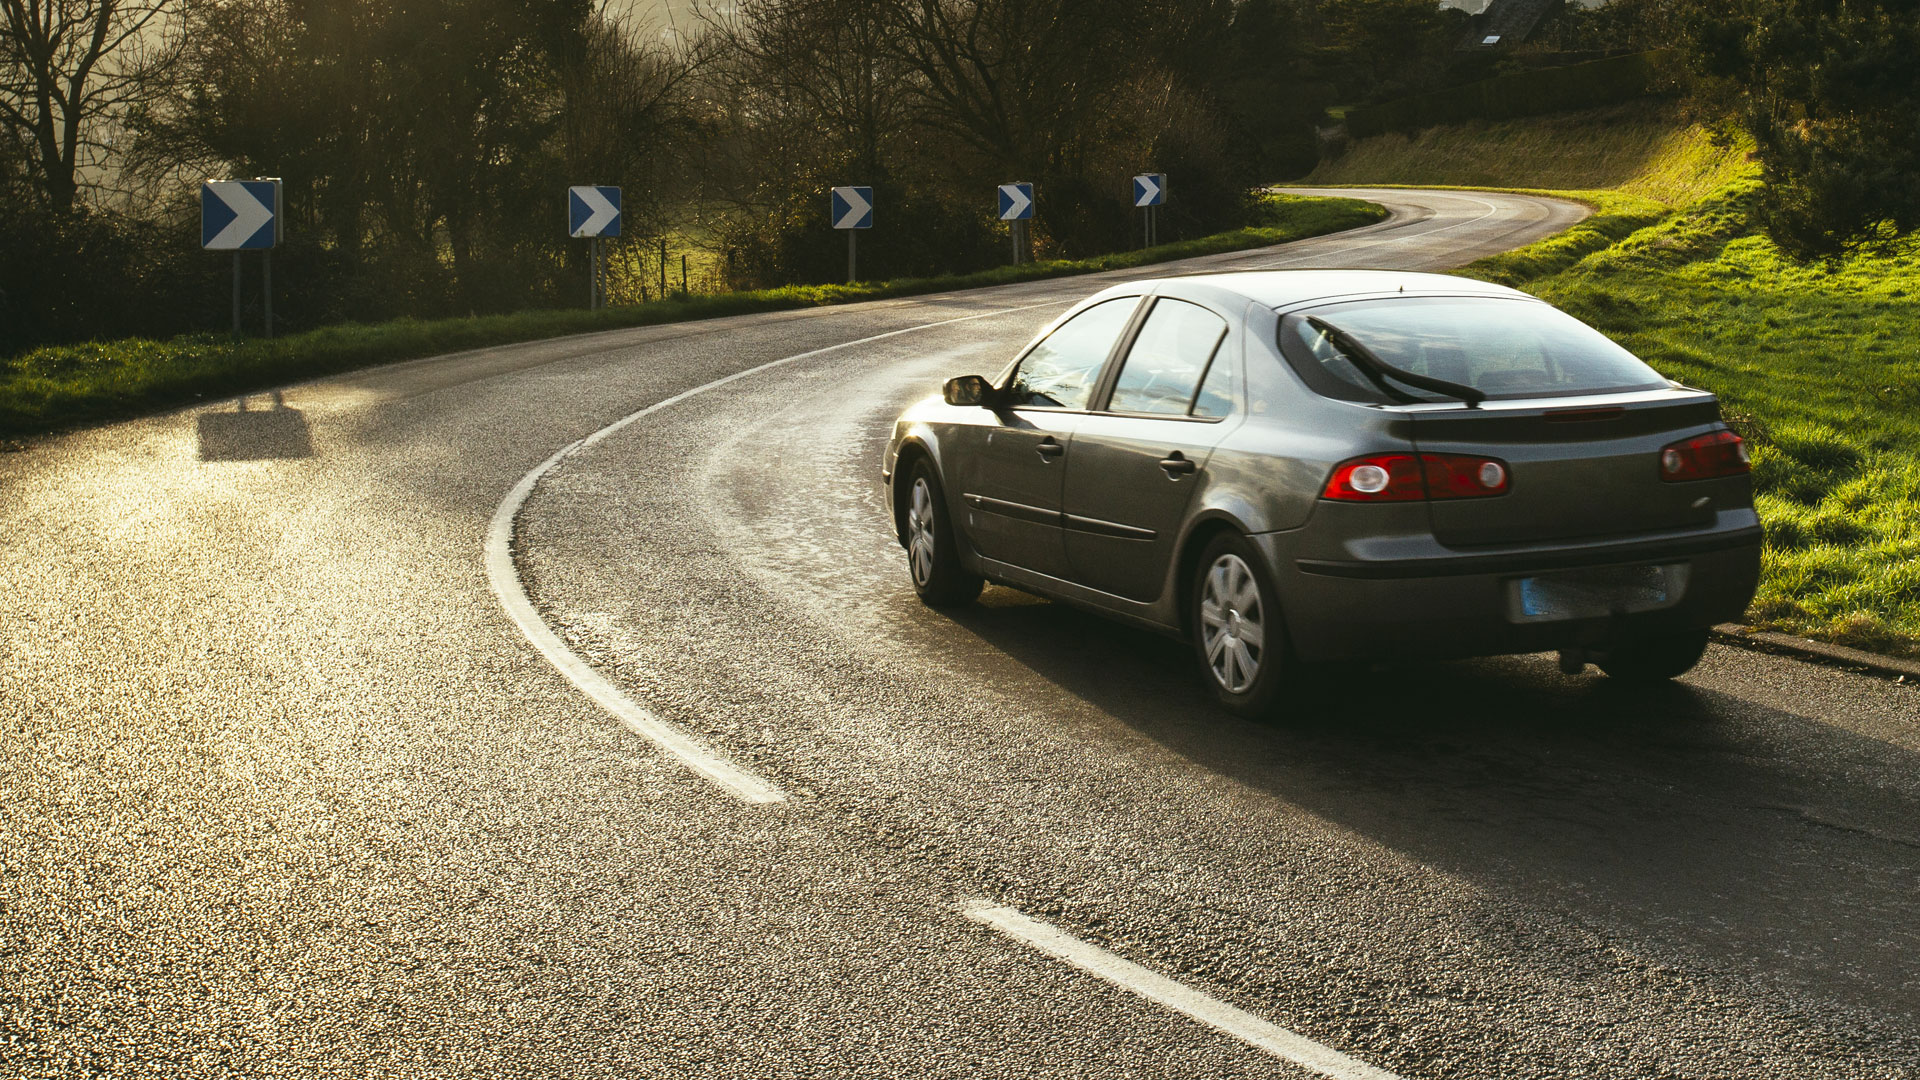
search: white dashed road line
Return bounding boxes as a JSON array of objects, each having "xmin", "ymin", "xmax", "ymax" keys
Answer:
[{"xmin": 964, "ymin": 901, "xmax": 1410, "ymax": 1080}]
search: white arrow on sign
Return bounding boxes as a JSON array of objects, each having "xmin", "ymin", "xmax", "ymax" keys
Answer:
[
  {"xmin": 205, "ymin": 182, "xmax": 276, "ymax": 250},
  {"xmin": 833, "ymin": 186, "xmax": 872, "ymax": 229},
  {"xmin": 571, "ymin": 186, "xmax": 619, "ymax": 238},
  {"xmin": 1000, "ymin": 183, "xmax": 1033, "ymax": 220},
  {"xmin": 1134, "ymin": 174, "xmax": 1163, "ymax": 207}
]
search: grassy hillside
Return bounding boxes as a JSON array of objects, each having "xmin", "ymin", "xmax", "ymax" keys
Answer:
[{"xmin": 1308, "ymin": 101, "xmax": 1751, "ymax": 207}]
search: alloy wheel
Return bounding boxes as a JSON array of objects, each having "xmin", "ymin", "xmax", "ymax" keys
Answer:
[
  {"xmin": 907, "ymin": 477, "xmax": 936, "ymax": 586},
  {"xmin": 1199, "ymin": 553, "xmax": 1265, "ymax": 693}
]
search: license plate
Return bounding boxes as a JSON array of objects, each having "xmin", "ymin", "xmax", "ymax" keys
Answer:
[{"xmin": 1509, "ymin": 564, "xmax": 1687, "ymax": 622}]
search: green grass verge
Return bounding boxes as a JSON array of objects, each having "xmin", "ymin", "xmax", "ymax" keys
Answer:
[
  {"xmin": 0, "ymin": 192, "xmax": 1386, "ymax": 438},
  {"xmin": 1464, "ymin": 178, "xmax": 1920, "ymax": 657}
]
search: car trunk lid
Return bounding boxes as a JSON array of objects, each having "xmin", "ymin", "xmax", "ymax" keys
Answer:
[{"xmin": 1408, "ymin": 388, "xmax": 1726, "ymax": 546}]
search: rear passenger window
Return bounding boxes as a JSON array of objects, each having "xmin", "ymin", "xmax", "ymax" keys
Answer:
[
  {"xmin": 1191, "ymin": 349, "xmax": 1236, "ymax": 417},
  {"xmin": 1106, "ymin": 299, "xmax": 1228, "ymax": 416}
]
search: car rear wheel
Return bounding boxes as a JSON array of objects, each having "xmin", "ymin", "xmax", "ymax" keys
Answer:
[
  {"xmin": 1191, "ymin": 533, "xmax": 1292, "ymax": 718},
  {"xmin": 1597, "ymin": 628, "xmax": 1711, "ymax": 682},
  {"xmin": 904, "ymin": 459, "xmax": 983, "ymax": 608}
]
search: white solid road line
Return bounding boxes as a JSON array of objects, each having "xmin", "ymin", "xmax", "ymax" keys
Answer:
[
  {"xmin": 964, "ymin": 901, "xmax": 1410, "ymax": 1080},
  {"xmin": 485, "ymin": 299, "xmax": 1064, "ymax": 805}
]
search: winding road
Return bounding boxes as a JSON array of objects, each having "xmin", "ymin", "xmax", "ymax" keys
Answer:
[{"xmin": 5, "ymin": 189, "xmax": 1917, "ymax": 1079}]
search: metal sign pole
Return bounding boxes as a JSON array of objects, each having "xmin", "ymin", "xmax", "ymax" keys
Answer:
[
  {"xmin": 263, "ymin": 250, "xmax": 273, "ymax": 338},
  {"xmin": 848, "ymin": 230, "xmax": 857, "ymax": 283},
  {"xmin": 232, "ymin": 252, "xmax": 243, "ymax": 338}
]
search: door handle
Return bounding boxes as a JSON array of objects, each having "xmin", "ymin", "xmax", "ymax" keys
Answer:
[
  {"xmin": 1158, "ymin": 452, "xmax": 1197, "ymax": 477},
  {"xmin": 1035, "ymin": 438, "xmax": 1065, "ymax": 461}
]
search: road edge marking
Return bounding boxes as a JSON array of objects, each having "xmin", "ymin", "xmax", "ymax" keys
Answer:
[
  {"xmin": 962, "ymin": 901, "xmax": 1410, "ymax": 1080},
  {"xmin": 484, "ymin": 300, "xmax": 1064, "ymax": 805}
]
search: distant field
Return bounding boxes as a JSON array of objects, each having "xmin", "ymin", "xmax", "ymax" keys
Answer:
[
  {"xmin": 1361, "ymin": 105, "xmax": 1920, "ymax": 656},
  {"xmin": 1308, "ymin": 101, "xmax": 1750, "ymax": 207}
]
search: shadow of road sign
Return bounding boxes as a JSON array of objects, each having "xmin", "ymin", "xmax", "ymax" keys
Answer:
[{"xmin": 197, "ymin": 392, "xmax": 314, "ymax": 462}]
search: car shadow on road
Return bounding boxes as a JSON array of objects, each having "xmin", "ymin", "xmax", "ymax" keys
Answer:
[{"xmin": 940, "ymin": 590, "xmax": 1920, "ymax": 1022}]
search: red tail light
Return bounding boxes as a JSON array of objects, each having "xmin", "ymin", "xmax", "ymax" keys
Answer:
[
  {"xmin": 1323, "ymin": 455, "xmax": 1424, "ymax": 501},
  {"xmin": 1323, "ymin": 453, "xmax": 1510, "ymax": 501},
  {"xmin": 1658, "ymin": 430, "xmax": 1749, "ymax": 482}
]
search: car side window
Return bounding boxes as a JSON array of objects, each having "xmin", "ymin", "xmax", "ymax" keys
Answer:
[
  {"xmin": 1191, "ymin": 347, "xmax": 1237, "ymax": 417},
  {"xmin": 1005, "ymin": 298, "xmax": 1138, "ymax": 410},
  {"xmin": 1106, "ymin": 299, "xmax": 1229, "ymax": 416}
]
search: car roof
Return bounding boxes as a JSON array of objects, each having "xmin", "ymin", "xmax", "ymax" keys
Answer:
[{"xmin": 1090, "ymin": 269, "xmax": 1534, "ymax": 312}]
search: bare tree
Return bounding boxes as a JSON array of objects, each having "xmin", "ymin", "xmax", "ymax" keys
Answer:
[
  {"xmin": 881, "ymin": 0, "xmax": 1150, "ymax": 177},
  {"xmin": 0, "ymin": 0, "xmax": 175, "ymax": 213}
]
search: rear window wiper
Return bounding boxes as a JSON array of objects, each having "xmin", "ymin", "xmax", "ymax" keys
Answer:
[{"xmin": 1305, "ymin": 316, "xmax": 1486, "ymax": 408}]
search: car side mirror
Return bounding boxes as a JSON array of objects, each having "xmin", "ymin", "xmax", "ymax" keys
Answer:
[{"xmin": 943, "ymin": 375, "xmax": 997, "ymax": 408}]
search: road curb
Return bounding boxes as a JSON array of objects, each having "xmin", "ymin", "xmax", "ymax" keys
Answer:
[{"xmin": 1712, "ymin": 623, "xmax": 1920, "ymax": 683}]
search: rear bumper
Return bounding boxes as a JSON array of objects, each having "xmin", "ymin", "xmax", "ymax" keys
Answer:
[{"xmin": 1265, "ymin": 523, "xmax": 1763, "ymax": 663}]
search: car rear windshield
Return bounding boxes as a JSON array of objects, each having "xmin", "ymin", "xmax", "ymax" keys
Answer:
[{"xmin": 1277, "ymin": 296, "xmax": 1669, "ymax": 404}]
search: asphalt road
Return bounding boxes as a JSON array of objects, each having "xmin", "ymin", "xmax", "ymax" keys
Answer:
[{"xmin": 4, "ymin": 189, "xmax": 1917, "ymax": 1079}]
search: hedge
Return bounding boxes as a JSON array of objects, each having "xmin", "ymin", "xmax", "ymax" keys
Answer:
[{"xmin": 1347, "ymin": 51, "xmax": 1686, "ymax": 139}]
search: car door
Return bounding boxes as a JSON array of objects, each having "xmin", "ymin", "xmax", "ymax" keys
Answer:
[
  {"xmin": 948, "ymin": 296, "xmax": 1142, "ymax": 578},
  {"xmin": 1062, "ymin": 297, "xmax": 1236, "ymax": 601}
]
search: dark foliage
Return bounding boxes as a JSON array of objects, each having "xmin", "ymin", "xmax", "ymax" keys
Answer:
[
  {"xmin": 1346, "ymin": 50, "xmax": 1686, "ymax": 138},
  {"xmin": 700, "ymin": 0, "xmax": 1298, "ymax": 284},
  {"xmin": 1317, "ymin": 0, "xmax": 1469, "ymax": 104},
  {"xmin": 1687, "ymin": 0, "xmax": 1920, "ymax": 259}
]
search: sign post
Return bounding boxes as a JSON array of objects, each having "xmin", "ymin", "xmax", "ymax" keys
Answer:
[
  {"xmin": 201, "ymin": 178, "xmax": 281, "ymax": 338},
  {"xmin": 998, "ymin": 182, "xmax": 1035, "ymax": 265},
  {"xmin": 1133, "ymin": 173, "xmax": 1168, "ymax": 248},
  {"xmin": 569, "ymin": 185, "xmax": 622, "ymax": 310},
  {"xmin": 830, "ymin": 186, "xmax": 874, "ymax": 282}
]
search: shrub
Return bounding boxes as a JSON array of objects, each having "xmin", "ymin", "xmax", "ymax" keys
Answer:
[{"xmin": 1346, "ymin": 51, "xmax": 1686, "ymax": 138}]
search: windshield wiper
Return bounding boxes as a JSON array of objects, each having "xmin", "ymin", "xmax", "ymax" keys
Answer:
[{"xmin": 1305, "ymin": 316, "xmax": 1485, "ymax": 408}]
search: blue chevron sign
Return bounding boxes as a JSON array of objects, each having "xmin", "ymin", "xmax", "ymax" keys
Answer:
[
  {"xmin": 830, "ymin": 186, "xmax": 873, "ymax": 229},
  {"xmin": 201, "ymin": 180, "xmax": 280, "ymax": 250},
  {"xmin": 1132, "ymin": 173, "xmax": 1168, "ymax": 207},
  {"xmin": 569, "ymin": 185, "xmax": 621, "ymax": 237}
]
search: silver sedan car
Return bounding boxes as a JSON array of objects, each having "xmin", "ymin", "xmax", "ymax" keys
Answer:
[{"xmin": 882, "ymin": 271, "xmax": 1761, "ymax": 716}]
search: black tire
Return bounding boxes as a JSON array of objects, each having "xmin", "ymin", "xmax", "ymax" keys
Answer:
[
  {"xmin": 1596, "ymin": 628, "xmax": 1711, "ymax": 682},
  {"xmin": 1189, "ymin": 532, "xmax": 1293, "ymax": 718},
  {"xmin": 902, "ymin": 458, "xmax": 983, "ymax": 608}
]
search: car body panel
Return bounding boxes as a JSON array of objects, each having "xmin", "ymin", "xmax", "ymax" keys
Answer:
[
  {"xmin": 948, "ymin": 408, "xmax": 1083, "ymax": 578},
  {"xmin": 1060, "ymin": 413, "xmax": 1226, "ymax": 599},
  {"xmin": 1404, "ymin": 390, "xmax": 1727, "ymax": 545}
]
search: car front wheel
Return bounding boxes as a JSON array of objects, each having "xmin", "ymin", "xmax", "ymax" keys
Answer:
[
  {"xmin": 903, "ymin": 459, "xmax": 983, "ymax": 608},
  {"xmin": 1190, "ymin": 533, "xmax": 1292, "ymax": 718}
]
